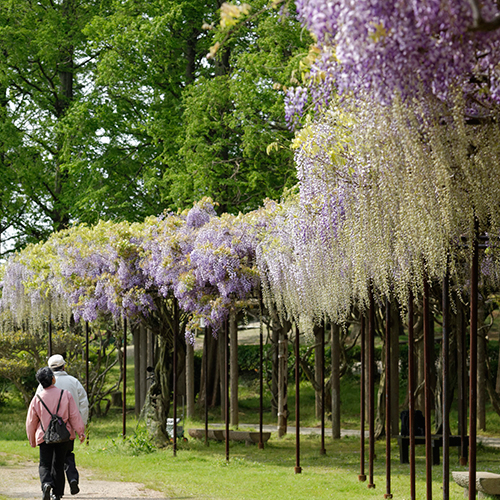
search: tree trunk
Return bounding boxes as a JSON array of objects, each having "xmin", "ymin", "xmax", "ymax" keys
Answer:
[
  {"xmin": 390, "ymin": 302, "xmax": 400, "ymax": 435},
  {"xmin": 186, "ymin": 340, "xmax": 195, "ymax": 418},
  {"xmin": 496, "ymin": 340, "xmax": 500, "ymax": 394},
  {"xmin": 434, "ymin": 302, "xmax": 458, "ymax": 434},
  {"xmin": 144, "ymin": 333, "xmax": 171, "ymax": 447},
  {"xmin": 199, "ymin": 327, "xmax": 219, "ymax": 408},
  {"xmin": 277, "ymin": 326, "xmax": 289, "ymax": 437},
  {"xmin": 415, "ymin": 312, "xmax": 425, "ymax": 412},
  {"xmin": 314, "ymin": 323, "xmax": 324, "ymax": 419},
  {"xmin": 271, "ymin": 324, "xmax": 279, "ymax": 417},
  {"xmin": 219, "ymin": 327, "xmax": 226, "ymax": 420},
  {"xmin": 331, "ymin": 323, "xmax": 341, "ymax": 439},
  {"xmin": 457, "ymin": 304, "xmax": 468, "ymax": 440},
  {"xmin": 269, "ymin": 303, "xmax": 280, "ymax": 417},
  {"xmin": 375, "ymin": 362, "xmax": 386, "ymax": 439},
  {"xmin": 478, "ymin": 304, "xmax": 487, "ymax": 431},
  {"xmin": 230, "ymin": 309, "xmax": 239, "ymax": 427},
  {"xmin": 133, "ymin": 323, "xmax": 148, "ymax": 417}
]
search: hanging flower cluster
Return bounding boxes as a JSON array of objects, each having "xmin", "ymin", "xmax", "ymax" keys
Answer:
[
  {"xmin": 0, "ymin": 198, "xmax": 261, "ymax": 338},
  {"xmin": 249, "ymin": 0, "xmax": 500, "ymax": 325},
  {"xmin": 257, "ymin": 92, "xmax": 500, "ymax": 325},
  {"xmin": 286, "ymin": 0, "xmax": 500, "ymax": 125}
]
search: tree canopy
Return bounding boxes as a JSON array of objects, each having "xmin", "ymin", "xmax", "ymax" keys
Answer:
[{"xmin": 0, "ymin": 0, "xmax": 311, "ymax": 256}]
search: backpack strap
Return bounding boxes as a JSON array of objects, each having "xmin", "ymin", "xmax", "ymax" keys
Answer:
[
  {"xmin": 36, "ymin": 389, "xmax": 65, "ymax": 432},
  {"xmin": 36, "ymin": 394, "xmax": 54, "ymax": 417},
  {"xmin": 55, "ymin": 389, "xmax": 64, "ymax": 414}
]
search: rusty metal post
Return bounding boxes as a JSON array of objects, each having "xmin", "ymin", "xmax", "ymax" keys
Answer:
[
  {"xmin": 442, "ymin": 272, "xmax": 450, "ymax": 499},
  {"xmin": 469, "ymin": 228, "xmax": 479, "ymax": 500},
  {"xmin": 359, "ymin": 315, "xmax": 366, "ymax": 482},
  {"xmin": 385, "ymin": 298, "xmax": 392, "ymax": 499},
  {"xmin": 295, "ymin": 325, "xmax": 302, "ymax": 474},
  {"xmin": 85, "ymin": 321, "xmax": 90, "ymax": 446},
  {"xmin": 204, "ymin": 326, "xmax": 209, "ymax": 447},
  {"xmin": 368, "ymin": 290, "xmax": 376, "ymax": 489},
  {"xmin": 122, "ymin": 317, "xmax": 127, "ymax": 439},
  {"xmin": 259, "ymin": 310, "xmax": 264, "ymax": 449},
  {"xmin": 408, "ymin": 291, "xmax": 416, "ymax": 500},
  {"xmin": 48, "ymin": 302, "xmax": 53, "ymax": 358},
  {"xmin": 320, "ymin": 322, "xmax": 326, "ymax": 455},
  {"xmin": 173, "ymin": 300, "xmax": 178, "ymax": 457},
  {"xmin": 225, "ymin": 318, "xmax": 230, "ymax": 463},
  {"xmin": 85, "ymin": 322, "xmax": 90, "ymax": 401},
  {"xmin": 423, "ymin": 278, "xmax": 432, "ymax": 500}
]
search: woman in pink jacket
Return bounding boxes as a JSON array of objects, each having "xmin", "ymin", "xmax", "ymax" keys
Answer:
[{"xmin": 26, "ymin": 367, "xmax": 85, "ymax": 500}]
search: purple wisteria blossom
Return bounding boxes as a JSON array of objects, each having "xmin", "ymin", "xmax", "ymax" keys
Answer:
[
  {"xmin": 177, "ymin": 211, "xmax": 260, "ymax": 338},
  {"xmin": 54, "ymin": 221, "xmax": 154, "ymax": 322},
  {"xmin": 288, "ymin": 0, "xmax": 500, "ymax": 116}
]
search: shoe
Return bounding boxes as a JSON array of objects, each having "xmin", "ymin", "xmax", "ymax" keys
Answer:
[
  {"xmin": 50, "ymin": 494, "xmax": 61, "ymax": 500},
  {"xmin": 42, "ymin": 483, "xmax": 52, "ymax": 500},
  {"xmin": 69, "ymin": 480, "xmax": 79, "ymax": 495}
]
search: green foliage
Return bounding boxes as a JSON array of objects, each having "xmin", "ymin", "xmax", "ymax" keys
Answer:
[
  {"xmin": 0, "ymin": 0, "xmax": 312, "ymax": 255},
  {"xmin": 0, "ymin": 324, "xmax": 83, "ymax": 405},
  {"xmin": 0, "ymin": 0, "xmax": 112, "ymax": 251},
  {"xmin": 109, "ymin": 426, "xmax": 157, "ymax": 456},
  {"xmin": 174, "ymin": 0, "xmax": 312, "ymax": 214}
]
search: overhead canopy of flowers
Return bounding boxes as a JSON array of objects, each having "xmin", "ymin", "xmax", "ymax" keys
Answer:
[
  {"xmin": 270, "ymin": 0, "xmax": 500, "ymax": 318},
  {"xmin": 0, "ymin": 198, "xmax": 262, "ymax": 337}
]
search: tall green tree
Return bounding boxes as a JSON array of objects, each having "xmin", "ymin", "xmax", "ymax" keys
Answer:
[
  {"xmin": 173, "ymin": 0, "xmax": 312, "ymax": 213},
  {"xmin": 0, "ymin": 0, "xmax": 111, "ymax": 252},
  {"xmin": 0, "ymin": 0, "xmax": 311, "ymax": 255}
]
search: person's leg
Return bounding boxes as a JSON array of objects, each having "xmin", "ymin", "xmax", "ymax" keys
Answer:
[
  {"xmin": 51, "ymin": 442, "xmax": 69, "ymax": 499},
  {"xmin": 39, "ymin": 443, "xmax": 54, "ymax": 489},
  {"xmin": 64, "ymin": 440, "xmax": 80, "ymax": 494}
]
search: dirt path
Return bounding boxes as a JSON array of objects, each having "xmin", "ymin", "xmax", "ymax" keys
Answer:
[{"xmin": 0, "ymin": 456, "xmax": 168, "ymax": 500}]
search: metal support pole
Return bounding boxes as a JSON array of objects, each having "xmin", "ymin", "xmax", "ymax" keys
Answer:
[
  {"xmin": 225, "ymin": 319, "xmax": 230, "ymax": 463},
  {"xmin": 469, "ymin": 228, "xmax": 479, "ymax": 500},
  {"xmin": 320, "ymin": 322, "xmax": 326, "ymax": 455},
  {"xmin": 368, "ymin": 290, "xmax": 376, "ymax": 489},
  {"xmin": 442, "ymin": 273, "xmax": 450, "ymax": 499},
  {"xmin": 259, "ymin": 311, "xmax": 264, "ymax": 449},
  {"xmin": 359, "ymin": 315, "xmax": 366, "ymax": 482},
  {"xmin": 122, "ymin": 317, "xmax": 127, "ymax": 439},
  {"xmin": 385, "ymin": 298, "xmax": 392, "ymax": 499},
  {"xmin": 408, "ymin": 291, "xmax": 416, "ymax": 500},
  {"xmin": 423, "ymin": 279, "xmax": 432, "ymax": 500},
  {"xmin": 173, "ymin": 300, "xmax": 178, "ymax": 457},
  {"xmin": 85, "ymin": 321, "xmax": 90, "ymax": 446},
  {"xmin": 204, "ymin": 326, "xmax": 209, "ymax": 447},
  {"xmin": 295, "ymin": 325, "xmax": 302, "ymax": 474},
  {"xmin": 48, "ymin": 303, "xmax": 53, "ymax": 358}
]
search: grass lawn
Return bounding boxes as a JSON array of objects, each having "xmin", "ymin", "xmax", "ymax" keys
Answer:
[
  {"xmin": 3, "ymin": 332, "xmax": 500, "ymax": 500},
  {"xmin": 3, "ymin": 379, "xmax": 500, "ymax": 500}
]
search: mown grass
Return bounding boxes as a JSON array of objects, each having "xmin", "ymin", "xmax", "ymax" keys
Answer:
[
  {"xmin": 2, "ymin": 426, "xmax": 500, "ymax": 500},
  {"xmin": 3, "ymin": 373, "xmax": 500, "ymax": 500},
  {"xmin": 4, "ymin": 331, "xmax": 500, "ymax": 500}
]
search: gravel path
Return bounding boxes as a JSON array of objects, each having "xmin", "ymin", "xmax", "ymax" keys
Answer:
[{"xmin": 0, "ymin": 457, "xmax": 168, "ymax": 500}]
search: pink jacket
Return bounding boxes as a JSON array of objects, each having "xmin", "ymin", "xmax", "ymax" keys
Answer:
[{"xmin": 26, "ymin": 385, "xmax": 85, "ymax": 447}]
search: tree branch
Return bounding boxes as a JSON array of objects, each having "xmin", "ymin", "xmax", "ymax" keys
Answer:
[{"xmin": 467, "ymin": 0, "xmax": 500, "ymax": 32}]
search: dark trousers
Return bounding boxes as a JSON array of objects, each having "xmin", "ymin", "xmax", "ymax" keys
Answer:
[
  {"xmin": 64, "ymin": 439, "xmax": 79, "ymax": 484},
  {"xmin": 39, "ymin": 441, "xmax": 71, "ymax": 497}
]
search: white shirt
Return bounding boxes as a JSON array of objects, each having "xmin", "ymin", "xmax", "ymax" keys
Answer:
[{"xmin": 36, "ymin": 370, "xmax": 89, "ymax": 425}]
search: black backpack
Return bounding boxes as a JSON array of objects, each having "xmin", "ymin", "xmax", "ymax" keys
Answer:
[{"xmin": 37, "ymin": 389, "xmax": 71, "ymax": 444}]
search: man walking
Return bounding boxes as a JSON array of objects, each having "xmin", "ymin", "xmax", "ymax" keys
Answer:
[{"xmin": 37, "ymin": 354, "xmax": 89, "ymax": 495}]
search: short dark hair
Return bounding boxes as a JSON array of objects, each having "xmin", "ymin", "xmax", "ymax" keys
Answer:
[{"xmin": 36, "ymin": 367, "xmax": 54, "ymax": 389}]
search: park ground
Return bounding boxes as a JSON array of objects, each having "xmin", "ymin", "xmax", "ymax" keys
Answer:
[{"xmin": 3, "ymin": 324, "xmax": 500, "ymax": 499}]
